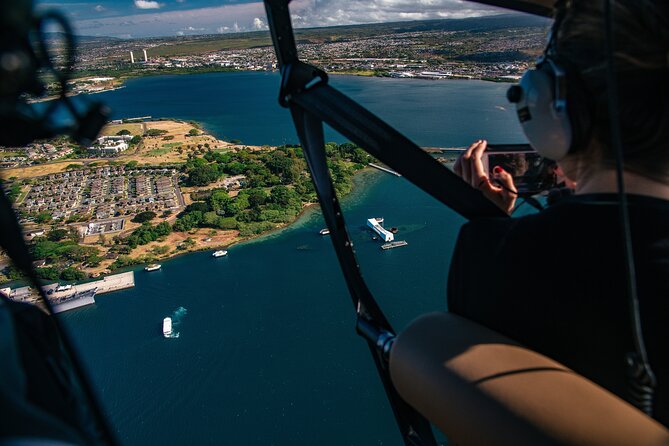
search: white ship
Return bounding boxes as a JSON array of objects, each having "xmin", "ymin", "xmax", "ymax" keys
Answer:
[
  {"xmin": 51, "ymin": 289, "xmax": 97, "ymax": 314},
  {"xmin": 212, "ymin": 250, "xmax": 228, "ymax": 257},
  {"xmin": 319, "ymin": 228, "xmax": 330, "ymax": 235},
  {"xmin": 163, "ymin": 317, "xmax": 172, "ymax": 338},
  {"xmin": 367, "ymin": 217, "xmax": 394, "ymax": 242},
  {"xmin": 55, "ymin": 284, "xmax": 73, "ymax": 292},
  {"xmin": 145, "ymin": 264, "xmax": 161, "ymax": 272}
]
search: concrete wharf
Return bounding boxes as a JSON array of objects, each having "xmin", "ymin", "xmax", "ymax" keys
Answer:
[
  {"xmin": 368, "ymin": 163, "xmax": 401, "ymax": 177},
  {"xmin": 42, "ymin": 271, "xmax": 135, "ymax": 296}
]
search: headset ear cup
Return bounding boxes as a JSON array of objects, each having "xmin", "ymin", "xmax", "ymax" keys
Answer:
[{"xmin": 512, "ymin": 66, "xmax": 573, "ymax": 161}]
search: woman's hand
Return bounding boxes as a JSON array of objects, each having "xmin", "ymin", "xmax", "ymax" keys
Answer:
[{"xmin": 453, "ymin": 139, "xmax": 517, "ymax": 214}]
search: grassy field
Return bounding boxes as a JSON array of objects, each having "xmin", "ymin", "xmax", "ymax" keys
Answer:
[
  {"xmin": 147, "ymin": 34, "xmax": 273, "ymax": 57},
  {"xmin": 0, "ymin": 119, "xmax": 269, "ymax": 180},
  {"xmin": 101, "ymin": 122, "xmax": 145, "ymax": 136},
  {"xmin": 0, "ymin": 152, "xmax": 23, "ymax": 158}
]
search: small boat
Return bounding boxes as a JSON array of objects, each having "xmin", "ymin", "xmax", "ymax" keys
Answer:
[
  {"xmin": 319, "ymin": 228, "xmax": 330, "ymax": 235},
  {"xmin": 55, "ymin": 284, "xmax": 73, "ymax": 292},
  {"xmin": 145, "ymin": 263, "xmax": 161, "ymax": 271},
  {"xmin": 390, "ymin": 227, "xmax": 399, "ymax": 234},
  {"xmin": 163, "ymin": 317, "xmax": 172, "ymax": 338},
  {"xmin": 212, "ymin": 250, "xmax": 228, "ymax": 257}
]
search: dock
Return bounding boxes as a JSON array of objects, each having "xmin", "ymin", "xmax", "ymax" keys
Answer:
[
  {"xmin": 369, "ymin": 163, "xmax": 401, "ymax": 177},
  {"xmin": 381, "ymin": 240, "xmax": 408, "ymax": 250},
  {"xmin": 76, "ymin": 271, "xmax": 135, "ymax": 295},
  {"xmin": 1, "ymin": 272, "xmax": 135, "ymax": 313},
  {"xmin": 42, "ymin": 271, "xmax": 135, "ymax": 296}
]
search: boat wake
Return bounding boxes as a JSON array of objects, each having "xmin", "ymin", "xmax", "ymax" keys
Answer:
[{"xmin": 167, "ymin": 307, "xmax": 187, "ymax": 338}]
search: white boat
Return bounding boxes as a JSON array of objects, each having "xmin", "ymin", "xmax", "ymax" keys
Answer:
[
  {"xmin": 212, "ymin": 250, "xmax": 228, "ymax": 257},
  {"xmin": 163, "ymin": 317, "xmax": 172, "ymax": 338},
  {"xmin": 51, "ymin": 289, "xmax": 97, "ymax": 313},
  {"xmin": 145, "ymin": 264, "xmax": 161, "ymax": 272},
  {"xmin": 55, "ymin": 284, "xmax": 73, "ymax": 292},
  {"xmin": 319, "ymin": 228, "xmax": 330, "ymax": 235}
]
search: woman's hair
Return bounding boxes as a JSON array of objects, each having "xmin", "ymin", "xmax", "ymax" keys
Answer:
[{"xmin": 556, "ymin": 0, "xmax": 669, "ymax": 180}]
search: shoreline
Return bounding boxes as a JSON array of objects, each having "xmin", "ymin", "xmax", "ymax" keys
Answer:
[
  {"xmin": 65, "ymin": 68, "xmax": 516, "ymax": 102},
  {"xmin": 0, "ymin": 168, "xmax": 382, "ymax": 289},
  {"xmin": 115, "ymin": 167, "xmax": 381, "ymax": 273}
]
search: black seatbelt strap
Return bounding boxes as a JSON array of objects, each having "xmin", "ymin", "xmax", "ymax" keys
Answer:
[
  {"xmin": 290, "ymin": 102, "xmax": 438, "ymax": 446},
  {"xmin": 290, "ymin": 83, "xmax": 508, "ymax": 220},
  {"xmin": 0, "ymin": 189, "xmax": 118, "ymax": 445},
  {"xmin": 603, "ymin": 0, "xmax": 656, "ymax": 416}
]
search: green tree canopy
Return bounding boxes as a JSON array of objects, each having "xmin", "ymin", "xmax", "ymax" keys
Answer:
[
  {"xmin": 131, "ymin": 211, "xmax": 157, "ymax": 223},
  {"xmin": 47, "ymin": 229, "xmax": 70, "ymax": 241},
  {"xmin": 59, "ymin": 267, "xmax": 87, "ymax": 281},
  {"xmin": 187, "ymin": 163, "xmax": 219, "ymax": 186},
  {"xmin": 247, "ymin": 189, "xmax": 268, "ymax": 208}
]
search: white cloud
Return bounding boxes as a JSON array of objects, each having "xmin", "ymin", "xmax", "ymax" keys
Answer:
[
  {"xmin": 176, "ymin": 30, "xmax": 184, "ymax": 35},
  {"xmin": 134, "ymin": 0, "xmax": 162, "ymax": 10},
  {"xmin": 73, "ymin": 0, "xmax": 508, "ymax": 38},
  {"xmin": 252, "ymin": 17, "xmax": 267, "ymax": 30},
  {"xmin": 94, "ymin": 4, "xmax": 105, "ymax": 12},
  {"xmin": 288, "ymin": 0, "xmax": 502, "ymax": 27}
]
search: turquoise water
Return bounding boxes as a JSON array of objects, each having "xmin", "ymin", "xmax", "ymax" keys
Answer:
[{"xmin": 61, "ymin": 72, "xmax": 526, "ymax": 445}]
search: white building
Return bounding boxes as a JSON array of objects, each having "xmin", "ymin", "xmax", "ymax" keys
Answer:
[{"xmin": 88, "ymin": 135, "xmax": 132, "ymax": 155}]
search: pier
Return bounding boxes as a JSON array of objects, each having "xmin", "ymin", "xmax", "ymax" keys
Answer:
[
  {"xmin": 1, "ymin": 272, "xmax": 136, "ymax": 312},
  {"xmin": 41, "ymin": 271, "xmax": 135, "ymax": 296},
  {"xmin": 73, "ymin": 271, "xmax": 135, "ymax": 295},
  {"xmin": 368, "ymin": 163, "xmax": 401, "ymax": 177},
  {"xmin": 422, "ymin": 147, "xmax": 468, "ymax": 154}
]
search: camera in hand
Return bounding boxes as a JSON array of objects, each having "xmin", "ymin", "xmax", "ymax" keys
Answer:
[{"xmin": 483, "ymin": 144, "xmax": 558, "ymax": 196}]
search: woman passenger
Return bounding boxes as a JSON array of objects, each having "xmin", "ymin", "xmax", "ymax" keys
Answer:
[{"xmin": 449, "ymin": 0, "xmax": 669, "ymax": 425}]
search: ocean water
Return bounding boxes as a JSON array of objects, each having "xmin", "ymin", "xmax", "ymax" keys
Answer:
[
  {"xmin": 61, "ymin": 72, "xmax": 526, "ymax": 445},
  {"xmin": 97, "ymin": 71, "xmax": 522, "ymax": 147}
]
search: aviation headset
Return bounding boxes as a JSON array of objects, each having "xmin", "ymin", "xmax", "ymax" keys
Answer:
[
  {"xmin": 0, "ymin": 0, "xmax": 108, "ymax": 148},
  {"xmin": 507, "ymin": 4, "xmax": 592, "ymax": 161}
]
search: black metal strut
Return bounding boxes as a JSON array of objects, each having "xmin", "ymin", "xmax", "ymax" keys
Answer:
[{"xmin": 264, "ymin": 0, "xmax": 510, "ymax": 444}]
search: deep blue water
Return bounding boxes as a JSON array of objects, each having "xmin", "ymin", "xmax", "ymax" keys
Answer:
[
  {"xmin": 61, "ymin": 72, "xmax": 526, "ymax": 445},
  {"xmin": 98, "ymin": 71, "xmax": 522, "ymax": 147}
]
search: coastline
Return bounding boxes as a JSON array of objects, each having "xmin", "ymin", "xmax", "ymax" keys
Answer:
[
  {"xmin": 0, "ymin": 110, "xmax": 379, "ymax": 286},
  {"xmin": 65, "ymin": 68, "xmax": 516, "ymax": 103},
  {"xmin": 116, "ymin": 167, "xmax": 382, "ymax": 273},
  {"xmin": 0, "ymin": 168, "xmax": 381, "ymax": 289}
]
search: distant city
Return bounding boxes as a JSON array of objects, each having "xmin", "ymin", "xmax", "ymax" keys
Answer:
[{"xmin": 61, "ymin": 15, "xmax": 547, "ymax": 96}]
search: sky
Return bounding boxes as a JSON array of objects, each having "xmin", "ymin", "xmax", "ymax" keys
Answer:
[{"xmin": 35, "ymin": 0, "xmax": 509, "ymax": 38}]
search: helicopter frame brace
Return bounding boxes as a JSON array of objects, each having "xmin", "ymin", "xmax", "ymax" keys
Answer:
[{"xmin": 263, "ymin": 0, "xmax": 508, "ymax": 444}]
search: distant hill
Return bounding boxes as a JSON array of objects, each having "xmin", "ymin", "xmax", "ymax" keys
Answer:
[
  {"xmin": 43, "ymin": 32, "xmax": 122, "ymax": 43},
  {"xmin": 135, "ymin": 13, "xmax": 548, "ymax": 58},
  {"xmin": 296, "ymin": 13, "xmax": 549, "ymax": 39}
]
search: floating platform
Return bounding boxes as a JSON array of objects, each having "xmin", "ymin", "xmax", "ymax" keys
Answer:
[{"xmin": 381, "ymin": 240, "xmax": 408, "ymax": 250}]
